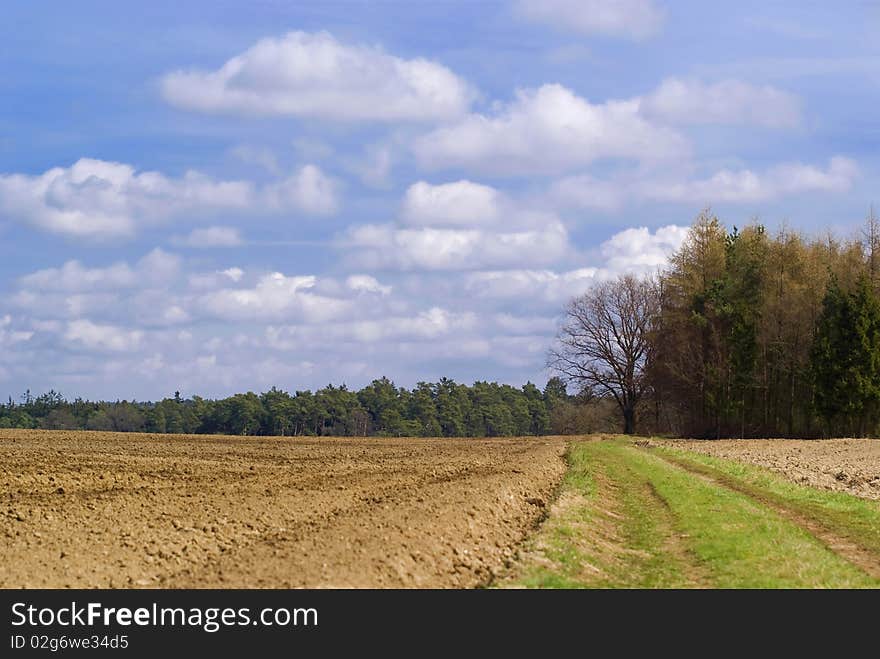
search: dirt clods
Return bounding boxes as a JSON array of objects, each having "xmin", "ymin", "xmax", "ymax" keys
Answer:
[{"xmin": 0, "ymin": 430, "xmax": 567, "ymax": 588}]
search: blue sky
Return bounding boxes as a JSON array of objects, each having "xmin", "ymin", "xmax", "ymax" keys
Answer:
[{"xmin": 1, "ymin": 0, "xmax": 879, "ymax": 400}]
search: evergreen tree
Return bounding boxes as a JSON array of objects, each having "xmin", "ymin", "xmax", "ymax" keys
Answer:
[{"xmin": 811, "ymin": 277, "xmax": 861, "ymax": 435}]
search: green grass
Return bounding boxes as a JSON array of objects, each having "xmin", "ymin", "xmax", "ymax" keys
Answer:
[
  {"xmin": 652, "ymin": 443, "xmax": 880, "ymax": 558},
  {"xmin": 502, "ymin": 438, "xmax": 880, "ymax": 589},
  {"xmin": 508, "ymin": 441, "xmax": 697, "ymax": 588}
]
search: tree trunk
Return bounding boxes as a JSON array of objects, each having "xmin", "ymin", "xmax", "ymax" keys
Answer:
[{"xmin": 623, "ymin": 406, "xmax": 635, "ymax": 435}]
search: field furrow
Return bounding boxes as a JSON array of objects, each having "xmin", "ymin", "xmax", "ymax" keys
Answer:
[{"xmin": 0, "ymin": 430, "xmax": 566, "ymax": 588}]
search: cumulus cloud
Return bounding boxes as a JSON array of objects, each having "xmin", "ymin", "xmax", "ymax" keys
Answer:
[
  {"xmin": 0, "ymin": 315, "xmax": 34, "ymax": 347},
  {"xmin": 0, "ymin": 158, "xmax": 250, "ymax": 240},
  {"xmin": 401, "ymin": 180, "xmax": 500, "ymax": 227},
  {"xmin": 221, "ymin": 267, "xmax": 244, "ymax": 282},
  {"xmin": 551, "ymin": 156, "xmax": 859, "ymax": 208},
  {"xmin": 263, "ymin": 164, "xmax": 338, "ymax": 215},
  {"xmin": 640, "ymin": 78, "xmax": 803, "ymax": 128},
  {"xmin": 198, "ymin": 272, "xmax": 353, "ymax": 322},
  {"xmin": 464, "ymin": 268, "xmax": 599, "ymax": 305},
  {"xmin": 342, "ymin": 178, "xmax": 575, "ymax": 271},
  {"xmin": 137, "ymin": 248, "xmax": 182, "ymax": 284},
  {"xmin": 0, "ymin": 159, "xmax": 338, "ymax": 240},
  {"xmin": 64, "ymin": 319, "xmax": 143, "ymax": 352},
  {"xmin": 20, "ymin": 261, "xmax": 137, "ymax": 292},
  {"xmin": 172, "ymin": 226, "xmax": 244, "ymax": 248},
  {"xmin": 266, "ymin": 307, "xmax": 476, "ymax": 347},
  {"xmin": 641, "ymin": 156, "xmax": 859, "ymax": 203},
  {"xmin": 515, "ymin": 0, "xmax": 665, "ymax": 40},
  {"xmin": 413, "ymin": 84, "xmax": 688, "ymax": 175},
  {"xmin": 346, "ymin": 275, "xmax": 392, "ymax": 296},
  {"xmin": 1, "ymin": 218, "xmax": 696, "ymax": 397},
  {"xmin": 343, "ymin": 221, "xmax": 570, "ymax": 271},
  {"xmin": 464, "ymin": 224, "xmax": 688, "ymax": 303},
  {"xmin": 161, "ymin": 31, "xmax": 474, "ymax": 122},
  {"xmin": 599, "ymin": 224, "xmax": 690, "ymax": 272},
  {"xmin": 19, "ymin": 248, "xmax": 179, "ymax": 292}
]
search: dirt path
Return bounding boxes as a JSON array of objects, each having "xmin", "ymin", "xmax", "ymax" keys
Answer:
[
  {"xmin": 649, "ymin": 450, "xmax": 880, "ymax": 580},
  {"xmin": 656, "ymin": 438, "xmax": 880, "ymax": 501},
  {"xmin": 499, "ymin": 440, "xmax": 710, "ymax": 588},
  {"xmin": 0, "ymin": 430, "xmax": 567, "ymax": 588},
  {"xmin": 503, "ymin": 438, "xmax": 880, "ymax": 588}
]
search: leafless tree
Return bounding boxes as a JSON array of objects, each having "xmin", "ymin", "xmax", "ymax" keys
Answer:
[
  {"xmin": 548, "ymin": 274, "xmax": 659, "ymax": 435},
  {"xmin": 862, "ymin": 204, "xmax": 879, "ymax": 281}
]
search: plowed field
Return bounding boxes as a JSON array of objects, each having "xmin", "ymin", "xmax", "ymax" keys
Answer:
[{"xmin": 0, "ymin": 430, "xmax": 566, "ymax": 588}]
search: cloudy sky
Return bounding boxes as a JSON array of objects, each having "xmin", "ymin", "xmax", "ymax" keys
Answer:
[{"xmin": 1, "ymin": 1, "xmax": 878, "ymax": 400}]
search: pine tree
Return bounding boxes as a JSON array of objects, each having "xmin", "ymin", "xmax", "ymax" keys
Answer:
[
  {"xmin": 811, "ymin": 277, "xmax": 859, "ymax": 434},
  {"xmin": 849, "ymin": 276, "xmax": 880, "ymax": 435}
]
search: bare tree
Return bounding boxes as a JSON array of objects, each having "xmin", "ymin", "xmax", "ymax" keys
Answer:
[
  {"xmin": 862, "ymin": 204, "xmax": 879, "ymax": 281},
  {"xmin": 548, "ymin": 274, "xmax": 659, "ymax": 435}
]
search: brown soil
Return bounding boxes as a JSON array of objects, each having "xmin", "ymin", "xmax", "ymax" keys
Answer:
[
  {"xmin": 0, "ymin": 430, "xmax": 567, "ymax": 588},
  {"xmin": 654, "ymin": 438, "xmax": 880, "ymax": 501}
]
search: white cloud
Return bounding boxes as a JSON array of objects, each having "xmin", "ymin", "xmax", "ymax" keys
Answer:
[
  {"xmin": 0, "ymin": 158, "xmax": 251, "ymax": 240},
  {"xmin": 343, "ymin": 221, "xmax": 570, "ymax": 271},
  {"xmin": 266, "ymin": 307, "xmax": 476, "ymax": 347},
  {"xmin": 0, "ymin": 315, "xmax": 34, "ymax": 347},
  {"xmin": 0, "ymin": 159, "xmax": 338, "ymax": 240},
  {"xmin": 346, "ymin": 275, "xmax": 392, "ymax": 296},
  {"xmin": 263, "ymin": 164, "xmax": 338, "ymax": 215},
  {"xmin": 161, "ymin": 30, "xmax": 474, "ymax": 122},
  {"xmin": 173, "ymin": 226, "xmax": 243, "ymax": 248},
  {"xmin": 465, "ymin": 268, "xmax": 599, "ymax": 304},
  {"xmin": 599, "ymin": 224, "xmax": 690, "ymax": 272},
  {"xmin": 342, "ymin": 178, "xmax": 575, "ymax": 271},
  {"xmin": 64, "ymin": 319, "xmax": 143, "ymax": 352},
  {"xmin": 551, "ymin": 156, "xmax": 859, "ymax": 208},
  {"xmin": 641, "ymin": 156, "xmax": 859, "ymax": 203},
  {"xmin": 401, "ymin": 180, "xmax": 500, "ymax": 227},
  {"xmin": 640, "ymin": 78, "xmax": 802, "ymax": 128},
  {"xmin": 198, "ymin": 272, "xmax": 352, "ymax": 322},
  {"xmin": 221, "ymin": 267, "xmax": 244, "ymax": 282},
  {"xmin": 20, "ymin": 260, "xmax": 137, "ymax": 292},
  {"xmin": 464, "ymin": 224, "xmax": 688, "ymax": 302},
  {"xmin": 413, "ymin": 84, "xmax": 688, "ymax": 175},
  {"xmin": 19, "ymin": 248, "xmax": 179, "ymax": 292},
  {"xmin": 12, "ymin": 290, "xmax": 120, "ymax": 319},
  {"xmin": 491, "ymin": 313, "xmax": 558, "ymax": 335},
  {"xmin": 158, "ymin": 305, "xmax": 190, "ymax": 325},
  {"xmin": 515, "ymin": 0, "xmax": 665, "ymax": 40},
  {"xmin": 136, "ymin": 248, "xmax": 181, "ymax": 284}
]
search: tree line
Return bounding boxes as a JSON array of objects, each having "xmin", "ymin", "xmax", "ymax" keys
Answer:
[
  {"xmin": 551, "ymin": 209, "xmax": 880, "ymax": 438},
  {"xmin": 11, "ymin": 209, "xmax": 875, "ymax": 440},
  {"xmin": 0, "ymin": 377, "xmax": 619, "ymax": 437}
]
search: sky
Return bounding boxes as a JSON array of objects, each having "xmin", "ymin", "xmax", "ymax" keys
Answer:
[{"xmin": 1, "ymin": 0, "xmax": 879, "ymax": 401}]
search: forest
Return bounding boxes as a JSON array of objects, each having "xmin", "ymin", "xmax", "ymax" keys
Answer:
[
  {"xmin": 0, "ymin": 377, "xmax": 615, "ymax": 437},
  {"xmin": 551, "ymin": 210, "xmax": 880, "ymax": 439}
]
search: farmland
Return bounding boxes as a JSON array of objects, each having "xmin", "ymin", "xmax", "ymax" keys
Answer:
[
  {"xmin": 2, "ymin": 430, "xmax": 880, "ymax": 589},
  {"xmin": 0, "ymin": 430, "xmax": 565, "ymax": 588}
]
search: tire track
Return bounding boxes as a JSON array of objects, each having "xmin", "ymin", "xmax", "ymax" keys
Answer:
[
  {"xmin": 644, "ymin": 449, "xmax": 880, "ymax": 580},
  {"xmin": 501, "ymin": 440, "xmax": 712, "ymax": 588}
]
